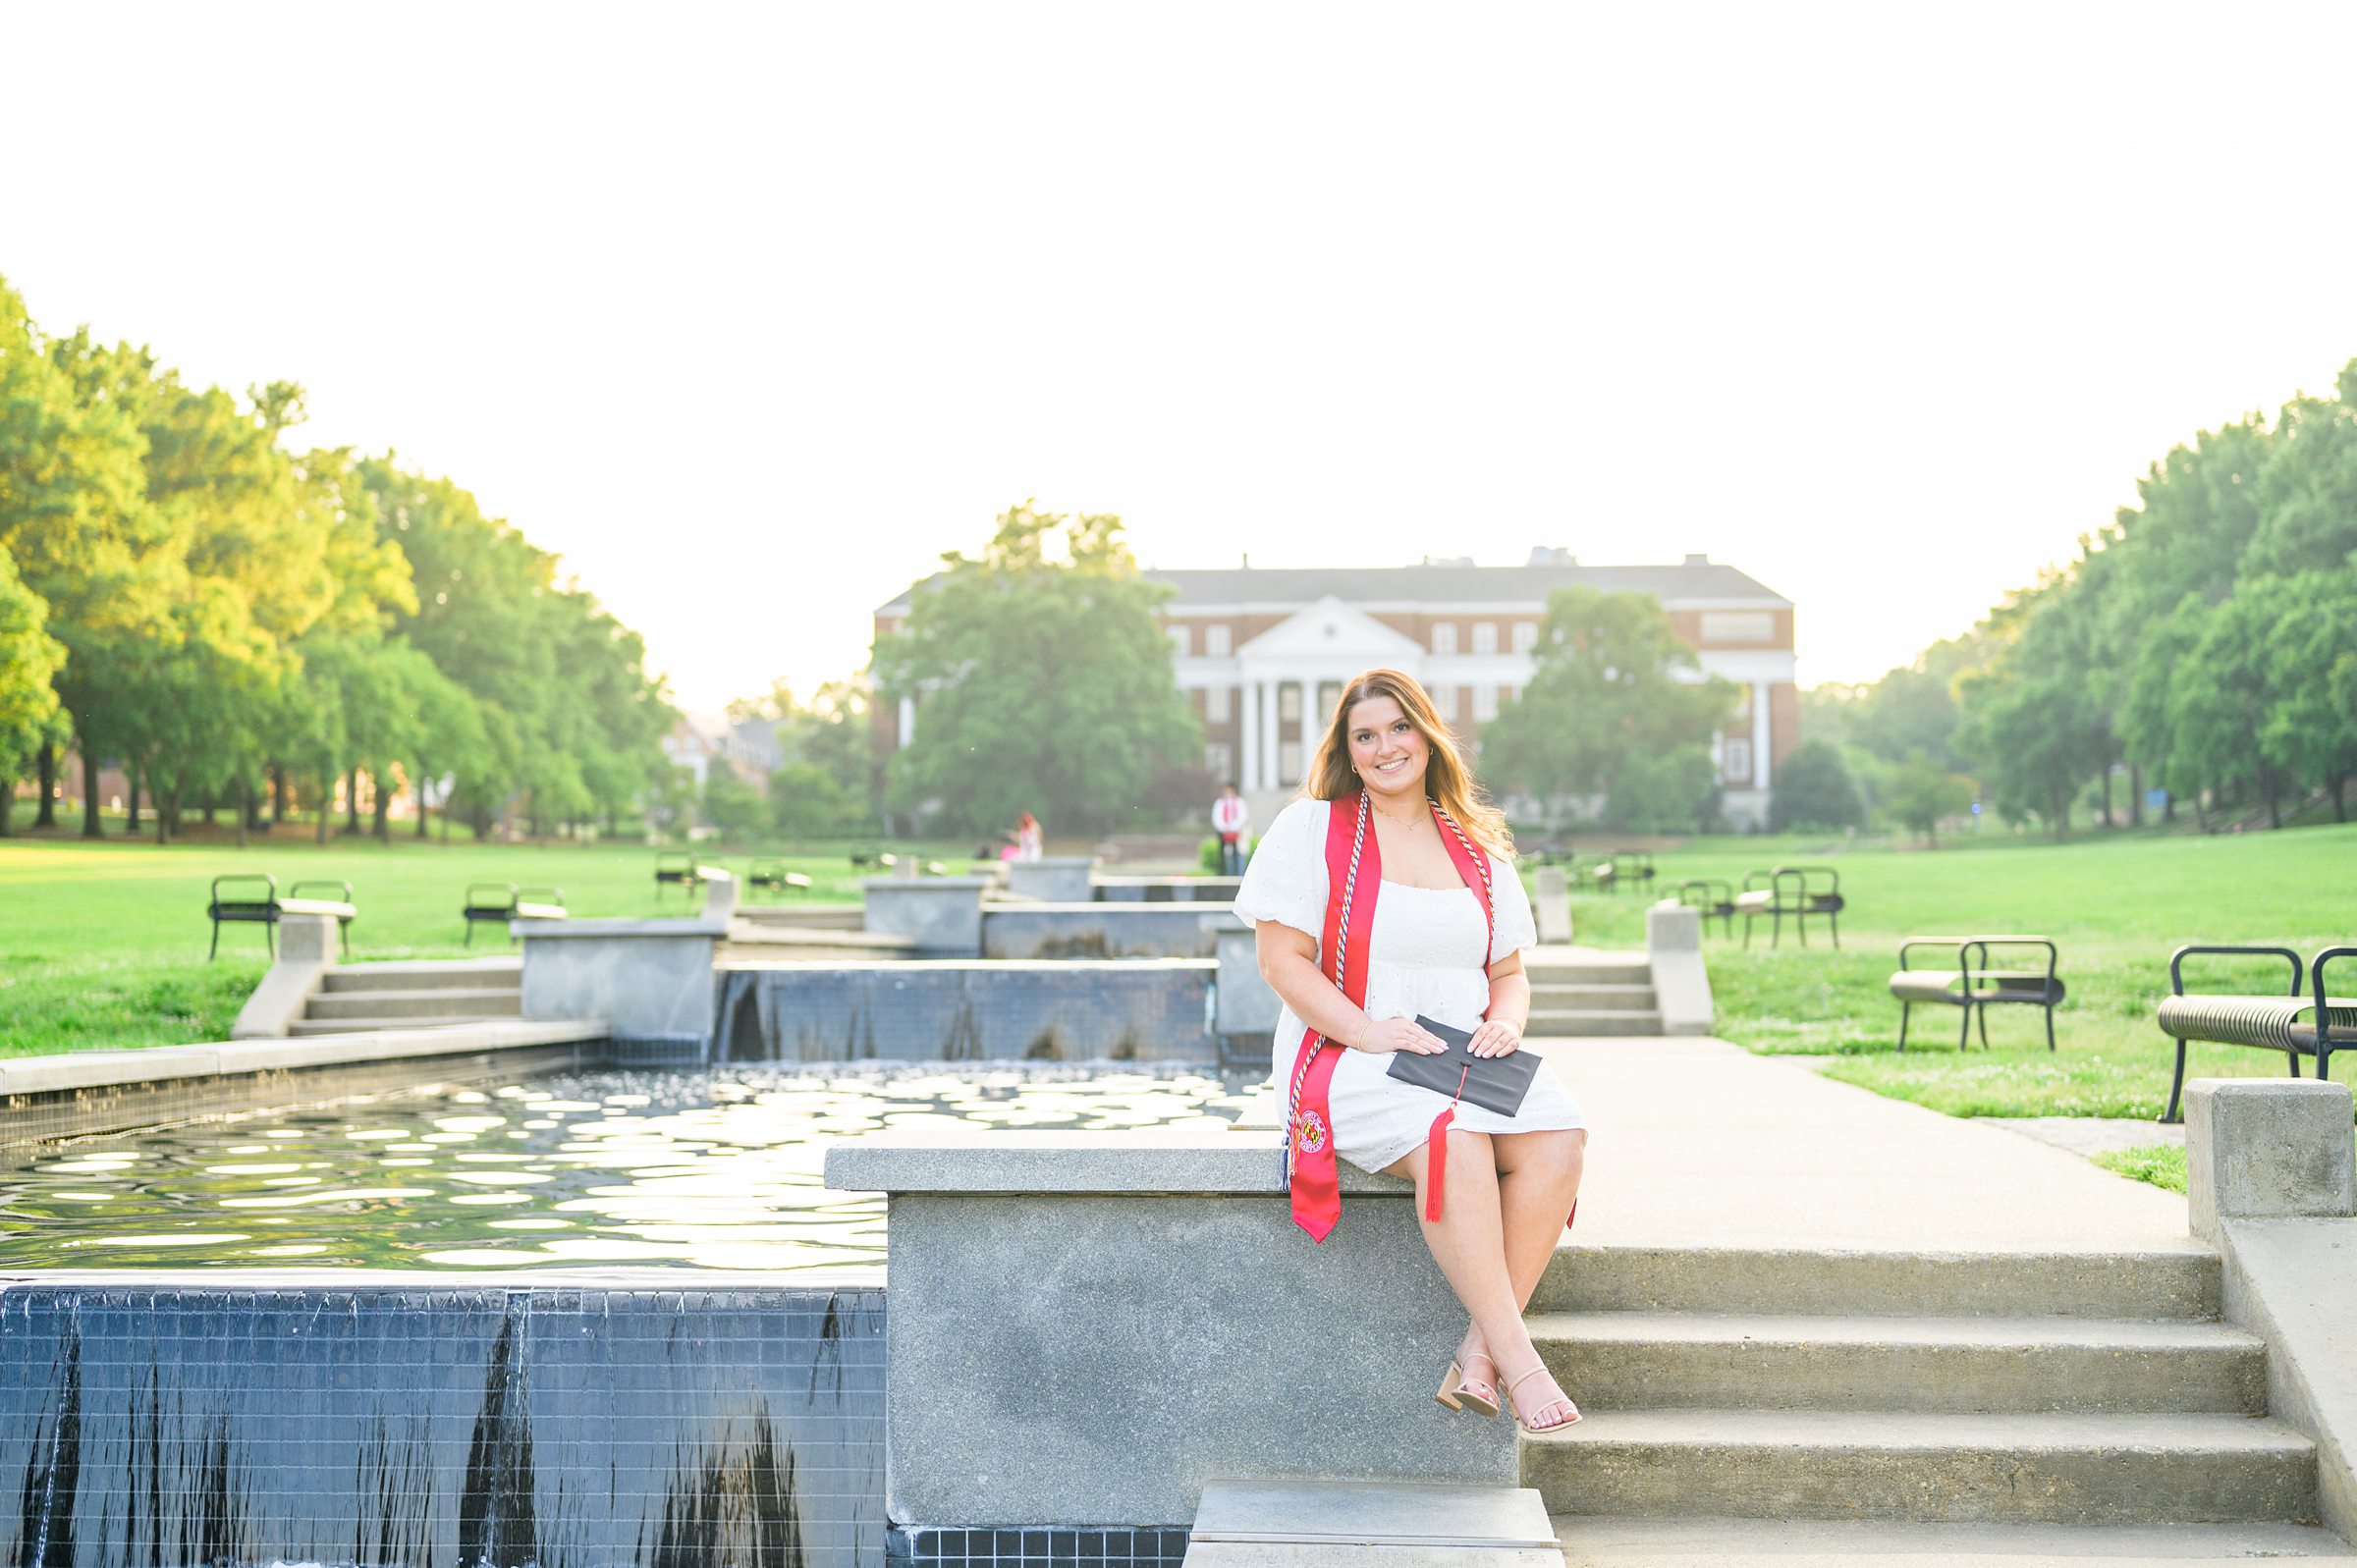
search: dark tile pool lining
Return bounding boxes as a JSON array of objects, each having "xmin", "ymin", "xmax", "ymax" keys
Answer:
[
  {"xmin": 3, "ymin": 1276, "xmax": 886, "ymax": 1568},
  {"xmin": 4, "ymin": 1273, "xmax": 1205, "ymax": 1568}
]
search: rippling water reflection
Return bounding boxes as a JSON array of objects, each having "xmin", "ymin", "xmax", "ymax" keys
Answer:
[{"xmin": 0, "ymin": 1062, "xmax": 1256, "ymax": 1271}]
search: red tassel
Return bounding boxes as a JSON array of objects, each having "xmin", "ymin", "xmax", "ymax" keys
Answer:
[
  {"xmin": 1425, "ymin": 1105, "xmax": 1454, "ymax": 1221},
  {"xmin": 1424, "ymin": 1064, "xmax": 1470, "ymax": 1222}
]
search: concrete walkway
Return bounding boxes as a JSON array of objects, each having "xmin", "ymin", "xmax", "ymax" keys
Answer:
[
  {"xmin": 1531, "ymin": 1035, "xmax": 2201, "ymax": 1254},
  {"xmin": 1525, "ymin": 1035, "xmax": 2357, "ymax": 1563}
]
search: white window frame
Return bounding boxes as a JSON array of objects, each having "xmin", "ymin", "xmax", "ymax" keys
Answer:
[
  {"xmin": 1430, "ymin": 683, "xmax": 1457, "ymax": 721},
  {"xmin": 1205, "ymin": 623, "xmax": 1232, "ymax": 658},
  {"xmin": 1723, "ymin": 736, "xmax": 1753, "ymax": 784},
  {"xmin": 1205, "ymin": 741, "xmax": 1233, "ymax": 781},
  {"xmin": 1206, "ymin": 684, "xmax": 1233, "ymax": 725},
  {"xmin": 1511, "ymin": 621, "xmax": 1537, "ymax": 654},
  {"xmin": 1168, "ymin": 624, "xmax": 1191, "ymax": 658},
  {"xmin": 1431, "ymin": 622, "xmax": 1457, "ymax": 655},
  {"xmin": 1701, "ymin": 611, "xmax": 1776, "ymax": 643},
  {"xmin": 1472, "ymin": 622, "xmax": 1499, "ymax": 656},
  {"xmin": 1473, "ymin": 684, "xmax": 1500, "ymax": 722}
]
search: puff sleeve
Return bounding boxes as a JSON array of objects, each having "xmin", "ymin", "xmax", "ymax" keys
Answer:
[
  {"xmin": 1230, "ymin": 796, "xmax": 1330, "ymax": 943},
  {"xmin": 1489, "ymin": 853, "xmax": 1539, "ymax": 959}
]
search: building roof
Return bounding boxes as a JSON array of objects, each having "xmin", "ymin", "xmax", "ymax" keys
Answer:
[{"xmin": 876, "ymin": 557, "xmax": 1789, "ymax": 616}]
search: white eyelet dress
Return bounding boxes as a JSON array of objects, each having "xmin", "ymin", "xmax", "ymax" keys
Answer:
[{"xmin": 1232, "ymin": 796, "xmax": 1589, "ymax": 1175}]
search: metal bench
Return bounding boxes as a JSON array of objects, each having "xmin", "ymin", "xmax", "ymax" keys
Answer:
[
  {"xmin": 1610, "ymin": 849, "xmax": 1657, "ymax": 894},
  {"xmin": 850, "ymin": 848, "xmax": 899, "ymax": 872},
  {"xmin": 655, "ymin": 851, "xmax": 719, "ymax": 898},
  {"xmin": 207, "ymin": 875, "xmax": 356, "ymax": 959},
  {"xmin": 1734, "ymin": 865, "xmax": 1845, "ymax": 948},
  {"xmin": 1676, "ymin": 879, "xmax": 1737, "ymax": 938},
  {"xmin": 1891, "ymin": 936, "xmax": 2063, "ymax": 1052},
  {"xmin": 2157, "ymin": 945, "xmax": 2357, "ymax": 1123},
  {"xmin": 463, "ymin": 883, "xmax": 567, "ymax": 946},
  {"xmin": 747, "ymin": 860, "xmax": 815, "ymax": 900}
]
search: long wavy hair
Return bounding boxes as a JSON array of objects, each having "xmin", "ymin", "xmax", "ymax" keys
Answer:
[{"xmin": 1302, "ymin": 669, "xmax": 1513, "ymax": 859}]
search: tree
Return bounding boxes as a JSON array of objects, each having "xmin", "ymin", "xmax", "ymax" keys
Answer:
[
  {"xmin": 873, "ymin": 504, "xmax": 1200, "ymax": 836},
  {"xmin": 768, "ymin": 760, "xmax": 854, "ymax": 838},
  {"xmin": 2250, "ymin": 572, "xmax": 2357, "ymax": 823},
  {"xmin": 1957, "ymin": 582, "xmax": 2112, "ymax": 839},
  {"xmin": 702, "ymin": 768, "xmax": 768, "ymax": 843},
  {"xmin": 0, "ymin": 283, "xmax": 181, "ymax": 836},
  {"xmin": 0, "ymin": 547, "xmax": 67, "ymax": 834},
  {"xmin": 1881, "ymin": 757, "xmax": 1975, "ymax": 845},
  {"xmin": 1768, "ymin": 740, "xmax": 1865, "ymax": 831},
  {"xmin": 1479, "ymin": 586, "xmax": 1737, "ymax": 832}
]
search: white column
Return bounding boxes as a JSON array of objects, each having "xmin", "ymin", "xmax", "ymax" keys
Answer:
[
  {"xmin": 1239, "ymin": 681, "xmax": 1259, "ymax": 790},
  {"xmin": 1260, "ymin": 679, "xmax": 1281, "ymax": 788},
  {"xmin": 899, "ymin": 695, "xmax": 916, "ymax": 748},
  {"xmin": 1751, "ymin": 681, "xmax": 1772, "ymax": 789}
]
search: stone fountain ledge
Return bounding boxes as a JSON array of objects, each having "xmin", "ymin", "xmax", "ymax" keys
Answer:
[
  {"xmin": 0, "ymin": 1018, "xmax": 609, "ymax": 1099},
  {"xmin": 824, "ymin": 1128, "xmax": 1509, "ymax": 1531}
]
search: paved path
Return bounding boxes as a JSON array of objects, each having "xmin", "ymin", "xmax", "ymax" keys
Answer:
[
  {"xmin": 1527, "ymin": 1035, "xmax": 2199, "ymax": 1254},
  {"xmin": 1524, "ymin": 1035, "xmax": 2357, "ymax": 1562}
]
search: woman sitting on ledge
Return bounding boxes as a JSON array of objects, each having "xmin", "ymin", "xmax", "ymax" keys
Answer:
[{"xmin": 1233, "ymin": 668, "xmax": 1587, "ymax": 1433}]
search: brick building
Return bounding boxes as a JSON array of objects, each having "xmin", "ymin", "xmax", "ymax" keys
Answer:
[{"xmin": 874, "ymin": 549, "xmax": 1798, "ymax": 827}]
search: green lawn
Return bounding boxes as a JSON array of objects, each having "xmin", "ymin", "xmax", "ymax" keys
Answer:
[
  {"xmin": 0, "ymin": 833, "xmax": 936, "ymax": 1056},
  {"xmin": 1551, "ymin": 823, "xmax": 2357, "ymax": 1121},
  {"xmin": 5, "ymin": 821, "xmax": 2355, "ymax": 1136}
]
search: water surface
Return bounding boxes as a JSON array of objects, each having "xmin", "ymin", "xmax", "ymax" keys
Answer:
[{"xmin": 0, "ymin": 1061, "xmax": 1254, "ymax": 1271}]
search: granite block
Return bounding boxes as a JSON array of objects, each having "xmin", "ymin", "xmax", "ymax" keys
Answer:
[
  {"xmin": 520, "ymin": 926, "xmax": 718, "ymax": 1043},
  {"xmin": 862, "ymin": 879, "xmax": 991, "ymax": 955},
  {"xmin": 1007, "ymin": 858, "xmax": 1098, "ymax": 904},
  {"xmin": 880, "ymin": 1186, "xmax": 1514, "ymax": 1526},
  {"xmin": 982, "ymin": 904, "xmax": 1221, "ymax": 959},
  {"xmin": 2187, "ymin": 1078, "xmax": 2357, "ymax": 1241}
]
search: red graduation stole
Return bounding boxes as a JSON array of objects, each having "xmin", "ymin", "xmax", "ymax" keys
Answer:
[{"xmin": 1283, "ymin": 791, "xmax": 1499, "ymax": 1239}]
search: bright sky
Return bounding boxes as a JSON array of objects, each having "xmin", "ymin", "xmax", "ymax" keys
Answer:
[{"xmin": 7, "ymin": 3, "xmax": 2355, "ymax": 712}]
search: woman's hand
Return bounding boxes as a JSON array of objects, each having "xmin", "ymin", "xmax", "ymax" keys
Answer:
[
  {"xmin": 1353, "ymin": 1016, "xmax": 1448, "ymax": 1055},
  {"xmin": 1468, "ymin": 1017, "xmax": 1524, "ymax": 1058}
]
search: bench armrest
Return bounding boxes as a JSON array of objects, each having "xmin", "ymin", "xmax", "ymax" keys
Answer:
[
  {"xmin": 1960, "ymin": 936, "xmax": 2056, "ymax": 985},
  {"xmin": 520, "ymin": 885, "xmax": 565, "ymax": 907},
  {"xmin": 289, "ymin": 879, "xmax": 354, "ymax": 905},
  {"xmin": 2168, "ymin": 944, "xmax": 2303, "ymax": 999},
  {"xmin": 2316, "ymin": 947, "xmax": 2357, "ymax": 1027},
  {"xmin": 211, "ymin": 873, "xmax": 276, "ymax": 902},
  {"xmin": 1898, "ymin": 937, "xmax": 1972, "ymax": 972}
]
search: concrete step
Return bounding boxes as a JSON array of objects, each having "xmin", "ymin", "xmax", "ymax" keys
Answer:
[
  {"xmin": 305, "ymin": 988, "xmax": 523, "ymax": 1021},
  {"xmin": 287, "ymin": 1014, "xmax": 519, "ymax": 1036},
  {"xmin": 1531, "ymin": 1246, "xmax": 2220, "ymax": 1321},
  {"xmin": 1527, "ymin": 1312, "xmax": 2266, "ymax": 1414},
  {"xmin": 1521, "ymin": 1409, "xmax": 2315, "ymax": 1525},
  {"xmin": 735, "ymin": 905, "xmax": 864, "ymax": 930},
  {"xmin": 320, "ymin": 959, "xmax": 521, "ymax": 994},
  {"xmin": 1529, "ymin": 984, "xmax": 1658, "ymax": 1012},
  {"xmin": 1188, "ymin": 1480, "xmax": 1560, "ymax": 1566},
  {"xmin": 1552, "ymin": 1516, "xmax": 2357, "ymax": 1565},
  {"xmin": 1526, "ymin": 1010, "xmax": 1664, "ymax": 1037},
  {"xmin": 1525, "ymin": 960, "xmax": 1652, "ymax": 987}
]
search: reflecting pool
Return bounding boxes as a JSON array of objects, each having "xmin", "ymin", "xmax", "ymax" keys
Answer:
[{"xmin": 0, "ymin": 1061, "xmax": 1256, "ymax": 1271}]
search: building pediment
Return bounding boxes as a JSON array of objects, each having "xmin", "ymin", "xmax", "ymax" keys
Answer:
[{"xmin": 1235, "ymin": 597, "xmax": 1424, "ymax": 670}]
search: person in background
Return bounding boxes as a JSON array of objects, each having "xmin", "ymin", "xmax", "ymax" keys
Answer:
[
  {"xmin": 1015, "ymin": 812, "xmax": 1044, "ymax": 861},
  {"xmin": 1212, "ymin": 782, "xmax": 1250, "ymax": 875}
]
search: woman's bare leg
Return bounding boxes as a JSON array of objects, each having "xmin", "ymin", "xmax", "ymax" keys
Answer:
[
  {"xmin": 1440, "ymin": 1128, "xmax": 1585, "ymax": 1418},
  {"xmin": 1390, "ymin": 1128, "xmax": 1553, "ymax": 1412}
]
